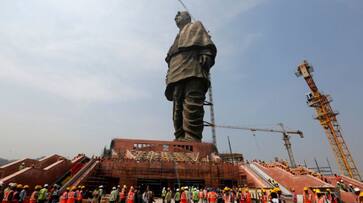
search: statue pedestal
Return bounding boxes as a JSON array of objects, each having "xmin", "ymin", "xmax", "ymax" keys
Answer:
[{"xmin": 96, "ymin": 138, "xmax": 243, "ymax": 190}]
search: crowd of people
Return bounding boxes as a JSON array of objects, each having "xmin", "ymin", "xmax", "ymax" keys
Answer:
[{"xmin": 1, "ymin": 182, "xmax": 363, "ymax": 203}]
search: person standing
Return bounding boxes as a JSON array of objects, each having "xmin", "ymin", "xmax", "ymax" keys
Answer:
[
  {"xmin": 91, "ymin": 188, "xmax": 99, "ymax": 203},
  {"xmin": 109, "ymin": 187, "xmax": 118, "ymax": 203},
  {"xmin": 98, "ymin": 186, "xmax": 104, "ymax": 203},
  {"xmin": 29, "ymin": 186, "xmax": 41, "ymax": 203},
  {"xmin": 161, "ymin": 188, "xmax": 166, "ymax": 203},
  {"xmin": 207, "ymin": 189, "xmax": 217, "ymax": 203},
  {"xmin": 244, "ymin": 189, "xmax": 251, "ymax": 203},
  {"xmin": 66, "ymin": 187, "xmax": 76, "ymax": 203},
  {"xmin": 223, "ymin": 188, "xmax": 231, "ymax": 203},
  {"xmin": 13, "ymin": 184, "xmax": 22, "ymax": 203},
  {"xmin": 180, "ymin": 188, "xmax": 187, "ymax": 203},
  {"xmin": 50, "ymin": 185, "xmax": 60, "ymax": 203},
  {"xmin": 127, "ymin": 187, "xmax": 135, "ymax": 203},
  {"xmin": 260, "ymin": 189, "xmax": 268, "ymax": 203},
  {"xmin": 19, "ymin": 185, "xmax": 29, "ymax": 203},
  {"xmin": 59, "ymin": 188, "xmax": 69, "ymax": 203},
  {"xmin": 192, "ymin": 189, "xmax": 199, "ymax": 203},
  {"xmin": 119, "ymin": 186, "xmax": 126, "ymax": 203},
  {"xmin": 174, "ymin": 189, "xmax": 181, "ymax": 203},
  {"xmin": 165, "ymin": 188, "xmax": 172, "ymax": 203},
  {"xmin": 303, "ymin": 187, "xmax": 312, "ymax": 203},
  {"xmin": 38, "ymin": 184, "xmax": 48, "ymax": 203}
]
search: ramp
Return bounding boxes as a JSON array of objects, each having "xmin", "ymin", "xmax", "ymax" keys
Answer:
[{"xmin": 60, "ymin": 159, "xmax": 99, "ymax": 192}]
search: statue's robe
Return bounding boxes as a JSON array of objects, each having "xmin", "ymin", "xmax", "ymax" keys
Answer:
[
  {"xmin": 165, "ymin": 21, "xmax": 217, "ymax": 141},
  {"xmin": 165, "ymin": 21, "xmax": 217, "ymax": 101}
]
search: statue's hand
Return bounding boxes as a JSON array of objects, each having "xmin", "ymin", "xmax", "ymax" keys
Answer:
[{"xmin": 199, "ymin": 55, "xmax": 213, "ymax": 70}]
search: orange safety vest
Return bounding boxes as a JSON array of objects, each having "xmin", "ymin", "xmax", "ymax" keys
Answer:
[
  {"xmin": 223, "ymin": 194, "xmax": 231, "ymax": 203},
  {"xmin": 67, "ymin": 192, "xmax": 75, "ymax": 203},
  {"xmin": 29, "ymin": 192, "xmax": 37, "ymax": 203},
  {"xmin": 76, "ymin": 191, "xmax": 82, "ymax": 201},
  {"xmin": 127, "ymin": 192, "xmax": 134, "ymax": 203},
  {"xmin": 239, "ymin": 193, "xmax": 246, "ymax": 203},
  {"xmin": 261, "ymin": 194, "xmax": 268, "ymax": 203},
  {"xmin": 198, "ymin": 192, "xmax": 204, "ymax": 199},
  {"xmin": 303, "ymin": 193, "xmax": 312, "ymax": 203},
  {"xmin": 245, "ymin": 192, "xmax": 251, "ymax": 203},
  {"xmin": 120, "ymin": 191, "xmax": 126, "ymax": 200},
  {"xmin": 317, "ymin": 197, "xmax": 326, "ymax": 203},
  {"xmin": 3, "ymin": 190, "xmax": 13, "ymax": 202},
  {"xmin": 60, "ymin": 192, "xmax": 68, "ymax": 203},
  {"xmin": 208, "ymin": 192, "xmax": 217, "ymax": 203},
  {"xmin": 180, "ymin": 192, "xmax": 187, "ymax": 203}
]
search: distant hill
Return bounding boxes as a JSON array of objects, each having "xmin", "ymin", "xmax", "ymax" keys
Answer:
[{"xmin": 0, "ymin": 158, "xmax": 12, "ymax": 166}]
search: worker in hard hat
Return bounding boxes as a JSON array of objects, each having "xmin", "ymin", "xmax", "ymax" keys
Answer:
[
  {"xmin": 207, "ymin": 188, "xmax": 217, "ymax": 203},
  {"xmin": 127, "ymin": 186, "xmax": 135, "ymax": 203},
  {"xmin": 92, "ymin": 187, "xmax": 99, "ymax": 203},
  {"xmin": 98, "ymin": 185, "xmax": 104, "ymax": 203},
  {"xmin": 315, "ymin": 189, "xmax": 326, "ymax": 203},
  {"xmin": 18, "ymin": 185, "xmax": 28, "ymax": 203},
  {"xmin": 269, "ymin": 189, "xmax": 279, "ymax": 203},
  {"xmin": 192, "ymin": 188, "xmax": 199, "ymax": 203},
  {"xmin": 2, "ymin": 183, "xmax": 16, "ymax": 203},
  {"xmin": 60, "ymin": 187, "xmax": 69, "ymax": 203},
  {"xmin": 75, "ymin": 186, "xmax": 83, "ymax": 203},
  {"xmin": 222, "ymin": 187, "xmax": 231, "ymax": 203},
  {"xmin": 180, "ymin": 187, "xmax": 188, "ymax": 203},
  {"xmin": 303, "ymin": 187, "xmax": 312, "ymax": 203},
  {"xmin": 119, "ymin": 185, "xmax": 126, "ymax": 203},
  {"xmin": 260, "ymin": 189, "xmax": 268, "ymax": 203},
  {"xmin": 67, "ymin": 186, "xmax": 77, "ymax": 203},
  {"xmin": 12, "ymin": 184, "xmax": 23, "ymax": 203},
  {"xmin": 29, "ymin": 186, "xmax": 41, "ymax": 203},
  {"xmin": 358, "ymin": 191, "xmax": 363, "ymax": 203},
  {"xmin": 109, "ymin": 187, "xmax": 118, "ymax": 203},
  {"xmin": 244, "ymin": 188, "xmax": 251, "ymax": 203},
  {"xmin": 354, "ymin": 188, "xmax": 362, "ymax": 203},
  {"xmin": 174, "ymin": 188, "xmax": 181, "ymax": 203},
  {"xmin": 38, "ymin": 184, "xmax": 48, "ymax": 203}
]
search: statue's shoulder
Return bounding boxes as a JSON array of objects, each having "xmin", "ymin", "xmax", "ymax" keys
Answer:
[{"xmin": 189, "ymin": 21, "xmax": 204, "ymax": 29}]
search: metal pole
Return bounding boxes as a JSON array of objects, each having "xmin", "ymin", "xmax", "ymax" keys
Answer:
[
  {"xmin": 314, "ymin": 158, "xmax": 321, "ymax": 174},
  {"xmin": 227, "ymin": 136, "xmax": 235, "ymax": 164},
  {"xmin": 208, "ymin": 74, "xmax": 217, "ymax": 146},
  {"xmin": 279, "ymin": 123, "xmax": 297, "ymax": 168}
]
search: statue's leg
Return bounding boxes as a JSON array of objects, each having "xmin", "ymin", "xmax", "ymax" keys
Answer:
[
  {"xmin": 173, "ymin": 83, "xmax": 185, "ymax": 140},
  {"xmin": 183, "ymin": 78, "xmax": 208, "ymax": 142}
]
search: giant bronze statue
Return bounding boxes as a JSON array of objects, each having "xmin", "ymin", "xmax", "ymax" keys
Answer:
[{"xmin": 165, "ymin": 11, "xmax": 217, "ymax": 142}]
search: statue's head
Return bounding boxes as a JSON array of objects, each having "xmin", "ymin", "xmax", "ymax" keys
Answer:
[{"xmin": 175, "ymin": 11, "xmax": 191, "ymax": 29}]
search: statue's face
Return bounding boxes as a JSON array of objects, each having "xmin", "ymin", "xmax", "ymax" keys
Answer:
[{"xmin": 175, "ymin": 11, "xmax": 191, "ymax": 28}]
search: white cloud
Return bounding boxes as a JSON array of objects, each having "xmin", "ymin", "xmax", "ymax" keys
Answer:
[{"xmin": 0, "ymin": 58, "xmax": 148, "ymax": 102}]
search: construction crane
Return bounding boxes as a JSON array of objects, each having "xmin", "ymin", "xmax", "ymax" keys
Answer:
[
  {"xmin": 295, "ymin": 60, "xmax": 361, "ymax": 181},
  {"xmin": 204, "ymin": 122, "xmax": 303, "ymax": 168}
]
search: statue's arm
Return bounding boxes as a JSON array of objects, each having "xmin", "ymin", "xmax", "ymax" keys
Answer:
[{"xmin": 199, "ymin": 47, "xmax": 216, "ymax": 70}]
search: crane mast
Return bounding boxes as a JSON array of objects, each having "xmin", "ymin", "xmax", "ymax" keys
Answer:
[
  {"xmin": 296, "ymin": 60, "xmax": 361, "ymax": 181},
  {"xmin": 205, "ymin": 122, "xmax": 303, "ymax": 168}
]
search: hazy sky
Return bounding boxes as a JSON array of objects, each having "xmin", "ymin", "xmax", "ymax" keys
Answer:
[{"xmin": 0, "ymin": 0, "xmax": 362, "ymax": 175}]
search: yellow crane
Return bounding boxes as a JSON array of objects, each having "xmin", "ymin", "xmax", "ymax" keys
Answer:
[
  {"xmin": 295, "ymin": 60, "xmax": 361, "ymax": 181},
  {"xmin": 204, "ymin": 122, "xmax": 303, "ymax": 168}
]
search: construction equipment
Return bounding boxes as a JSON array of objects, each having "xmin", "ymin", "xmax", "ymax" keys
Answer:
[
  {"xmin": 295, "ymin": 60, "xmax": 361, "ymax": 181},
  {"xmin": 204, "ymin": 122, "xmax": 303, "ymax": 168}
]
